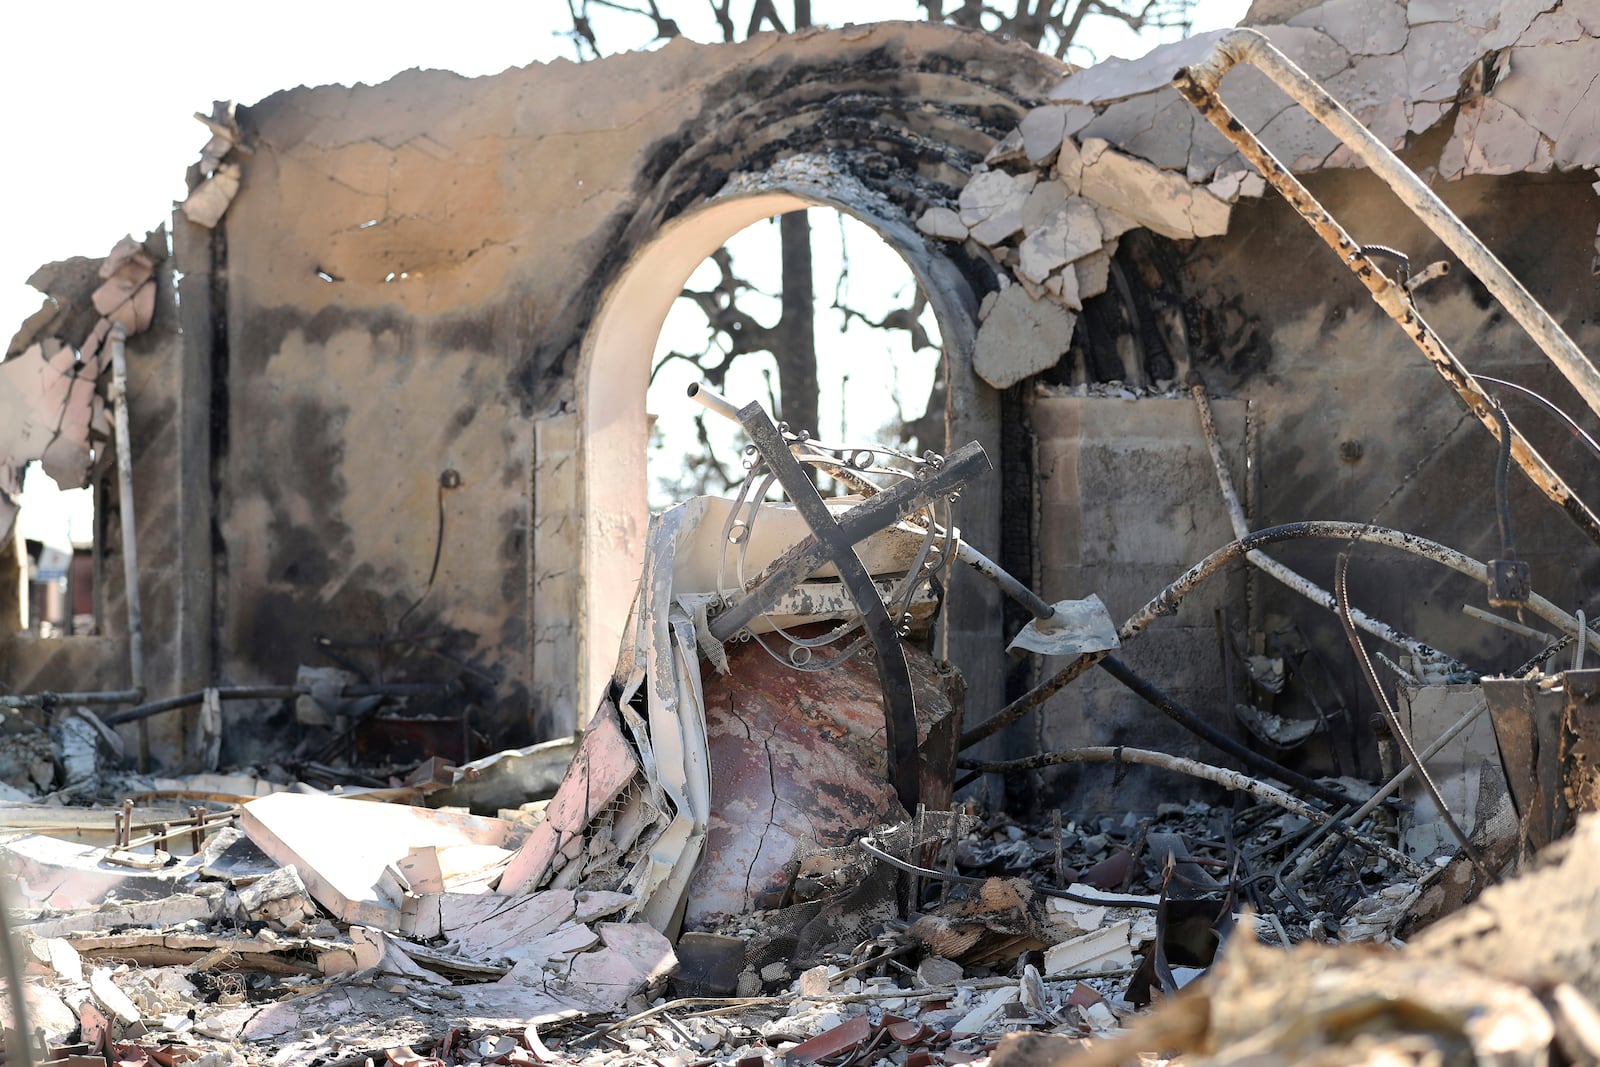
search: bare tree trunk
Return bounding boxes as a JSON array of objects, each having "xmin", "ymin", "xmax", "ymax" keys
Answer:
[{"xmin": 774, "ymin": 210, "xmax": 819, "ymax": 444}]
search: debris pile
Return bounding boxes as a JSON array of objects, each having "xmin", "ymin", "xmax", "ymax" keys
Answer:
[{"xmin": 7, "ymin": 8, "xmax": 1600, "ymax": 1067}]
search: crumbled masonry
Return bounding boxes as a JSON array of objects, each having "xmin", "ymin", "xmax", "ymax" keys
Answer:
[{"xmin": 7, "ymin": 1, "xmax": 1600, "ymax": 1065}]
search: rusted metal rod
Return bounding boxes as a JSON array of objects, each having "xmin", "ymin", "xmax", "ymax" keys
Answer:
[
  {"xmin": 960, "ymin": 519, "xmax": 1593, "ymax": 749},
  {"xmin": 1172, "ymin": 37, "xmax": 1600, "ymax": 550},
  {"xmin": 1176, "ymin": 28, "xmax": 1600, "ymax": 424},
  {"xmin": 0, "ymin": 688, "xmax": 144, "ymax": 710},
  {"xmin": 1098, "ymin": 655, "xmax": 1352, "ymax": 807},
  {"xmin": 1188, "ymin": 374, "xmax": 1459, "ymax": 670},
  {"xmin": 99, "ymin": 681, "xmax": 460, "ymax": 727}
]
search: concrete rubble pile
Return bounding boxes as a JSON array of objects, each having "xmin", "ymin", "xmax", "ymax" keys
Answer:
[
  {"xmin": 3, "ymin": 380, "xmax": 1599, "ymax": 1065},
  {"xmin": 9, "ymin": 0, "xmax": 1600, "ymax": 1065}
]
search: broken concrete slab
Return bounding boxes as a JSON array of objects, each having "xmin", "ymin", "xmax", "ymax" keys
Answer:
[
  {"xmin": 3, "ymin": 833, "xmax": 199, "ymax": 911},
  {"xmin": 495, "ymin": 700, "xmax": 640, "ymax": 897},
  {"xmin": 973, "ymin": 284, "xmax": 1076, "ymax": 390},
  {"xmin": 237, "ymin": 791, "xmax": 521, "ymax": 930}
]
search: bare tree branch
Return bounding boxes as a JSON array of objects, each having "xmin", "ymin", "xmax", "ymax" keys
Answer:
[
  {"xmin": 706, "ymin": 0, "xmax": 737, "ymax": 40},
  {"xmin": 747, "ymin": 0, "xmax": 788, "ymax": 35}
]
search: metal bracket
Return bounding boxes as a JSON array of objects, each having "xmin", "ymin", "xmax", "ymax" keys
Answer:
[{"xmin": 1487, "ymin": 559, "xmax": 1533, "ymax": 607}]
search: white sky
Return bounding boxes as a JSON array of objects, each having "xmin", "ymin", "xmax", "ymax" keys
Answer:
[{"xmin": 2, "ymin": 0, "xmax": 1250, "ymax": 544}]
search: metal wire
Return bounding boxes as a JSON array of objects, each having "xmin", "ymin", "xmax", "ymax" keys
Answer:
[
  {"xmin": 1334, "ymin": 552, "xmax": 1492, "ymax": 880},
  {"xmin": 1475, "ymin": 375, "xmax": 1600, "ymax": 462},
  {"xmin": 1490, "ymin": 401, "xmax": 1516, "ymax": 559}
]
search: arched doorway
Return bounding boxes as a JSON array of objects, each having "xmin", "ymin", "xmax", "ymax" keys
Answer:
[
  {"xmin": 645, "ymin": 208, "xmax": 945, "ymax": 508},
  {"xmin": 576, "ymin": 185, "xmax": 1001, "ymax": 720}
]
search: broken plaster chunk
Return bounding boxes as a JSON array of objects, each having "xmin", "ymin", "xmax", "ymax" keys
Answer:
[
  {"xmin": 1439, "ymin": 97, "xmax": 1551, "ymax": 179},
  {"xmin": 952, "ymin": 986, "xmax": 1021, "ymax": 1035},
  {"xmin": 917, "ymin": 956, "xmax": 964, "ymax": 987},
  {"xmin": 797, "ymin": 965, "xmax": 835, "ymax": 997},
  {"xmin": 1019, "ymin": 105, "xmax": 1093, "ymax": 166},
  {"xmin": 1404, "ymin": 21, "xmax": 1485, "ymax": 103},
  {"xmin": 973, "ymin": 284, "xmax": 1077, "ymax": 390},
  {"xmin": 1481, "ymin": 36, "xmax": 1600, "ymax": 170},
  {"xmin": 984, "ymin": 128, "xmax": 1026, "ymax": 165},
  {"xmin": 28, "ymin": 937, "xmax": 82, "ymax": 983},
  {"xmin": 90, "ymin": 967, "xmax": 142, "ymax": 1026},
  {"xmin": 1021, "ymin": 180, "xmax": 1067, "ymax": 233},
  {"xmin": 1206, "ymin": 170, "xmax": 1268, "ymax": 203},
  {"xmin": 1055, "ymin": 137, "xmax": 1084, "ymax": 194},
  {"xmin": 0, "ymin": 340, "xmax": 104, "ymax": 499},
  {"xmin": 1075, "ymin": 246, "xmax": 1113, "ymax": 300},
  {"xmin": 959, "ymin": 169, "xmax": 1019, "ymax": 226},
  {"xmin": 181, "ymin": 163, "xmax": 242, "ymax": 229},
  {"xmin": 916, "ymin": 206, "xmax": 968, "ymax": 241},
  {"xmin": 91, "ymin": 245, "xmax": 157, "ymax": 335},
  {"xmin": 1093, "ymin": 204, "xmax": 1137, "ymax": 242},
  {"xmin": 959, "ymin": 170, "xmax": 1036, "ymax": 231},
  {"xmin": 234, "ymin": 864, "xmax": 317, "ymax": 931},
  {"xmin": 573, "ymin": 890, "xmax": 634, "ymax": 923},
  {"xmin": 1504, "ymin": 6, "xmax": 1586, "ymax": 49},
  {"xmin": 1042, "ymin": 919, "xmax": 1135, "ymax": 976},
  {"xmin": 1017, "ymin": 197, "xmax": 1104, "ymax": 284},
  {"xmin": 1079, "ymin": 141, "xmax": 1230, "ymax": 240},
  {"xmin": 1260, "ymin": 25, "xmax": 1352, "ymax": 81},
  {"xmin": 1045, "ymin": 265, "xmax": 1083, "ymax": 311},
  {"xmin": 1048, "ymin": 29, "xmax": 1231, "ymax": 105},
  {"xmin": 1286, "ymin": 0, "xmax": 1408, "ymax": 57},
  {"xmin": 518, "ymin": 921, "xmax": 599, "ymax": 965},
  {"xmin": 970, "ymin": 197, "xmax": 1031, "ymax": 247},
  {"xmin": 1406, "ymin": 0, "xmax": 1494, "ymax": 29}
]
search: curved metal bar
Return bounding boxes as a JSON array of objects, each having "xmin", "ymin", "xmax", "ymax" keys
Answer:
[
  {"xmin": 1172, "ymin": 34, "xmax": 1600, "ymax": 549},
  {"xmin": 960, "ymin": 519, "xmax": 1600, "ymax": 750},
  {"xmin": 1176, "ymin": 28, "xmax": 1600, "ymax": 424},
  {"xmin": 732, "ymin": 400, "xmax": 929, "ymax": 814}
]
